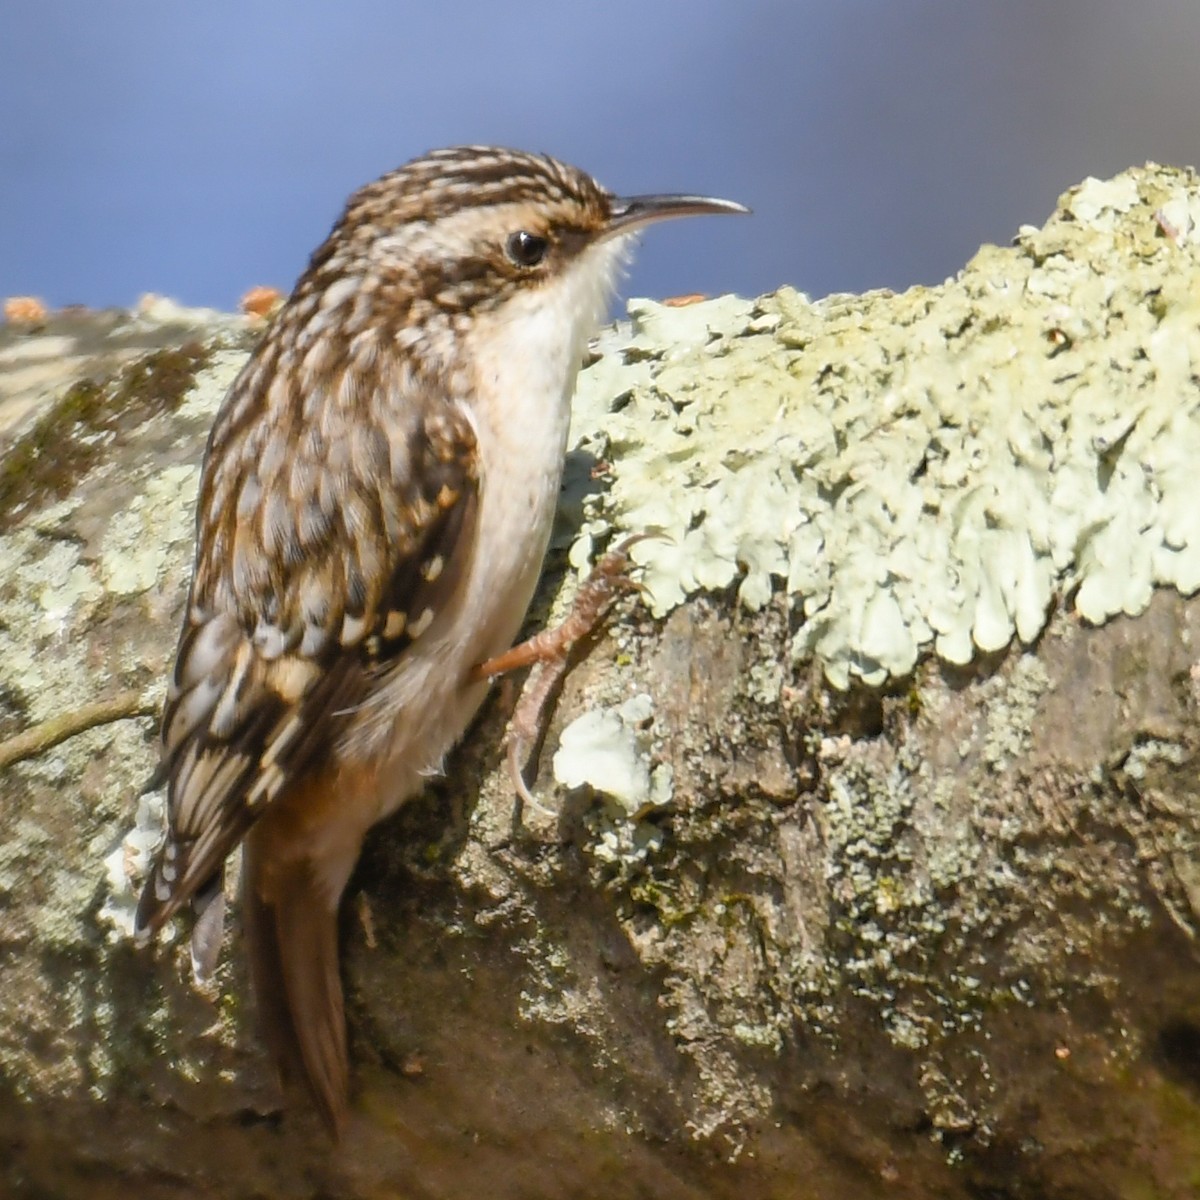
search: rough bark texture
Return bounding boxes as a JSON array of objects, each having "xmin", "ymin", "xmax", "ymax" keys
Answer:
[{"xmin": 4, "ymin": 167, "xmax": 1200, "ymax": 1198}]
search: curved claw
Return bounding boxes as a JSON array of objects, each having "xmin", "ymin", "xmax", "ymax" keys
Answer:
[
  {"xmin": 480, "ymin": 528, "xmax": 671, "ymax": 815},
  {"xmin": 507, "ymin": 732, "xmax": 557, "ymax": 820},
  {"xmin": 614, "ymin": 527, "xmax": 674, "ymax": 552}
]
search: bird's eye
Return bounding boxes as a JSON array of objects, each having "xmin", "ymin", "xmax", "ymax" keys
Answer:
[{"xmin": 505, "ymin": 230, "xmax": 548, "ymax": 268}]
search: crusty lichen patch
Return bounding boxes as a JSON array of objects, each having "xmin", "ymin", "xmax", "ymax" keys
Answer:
[
  {"xmin": 569, "ymin": 164, "xmax": 1200, "ymax": 687},
  {"xmin": 0, "ymin": 335, "xmax": 252, "ymax": 1101},
  {"xmin": 0, "ymin": 343, "xmax": 210, "ymax": 533}
]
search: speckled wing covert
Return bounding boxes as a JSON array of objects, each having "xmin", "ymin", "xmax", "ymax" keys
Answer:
[{"xmin": 134, "ymin": 384, "xmax": 478, "ymax": 944}]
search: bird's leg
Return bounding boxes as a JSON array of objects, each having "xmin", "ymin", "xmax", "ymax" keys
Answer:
[
  {"xmin": 472, "ymin": 534, "xmax": 653, "ymax": 678},
  {"xmin": 470, "ymin": 534, "xmax": 656, "ymax": 814}
]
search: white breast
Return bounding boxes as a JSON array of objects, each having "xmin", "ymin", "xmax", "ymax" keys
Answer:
[{"xmin": 344, "ymin": 236, "xmax": 630, "ymax": 821}]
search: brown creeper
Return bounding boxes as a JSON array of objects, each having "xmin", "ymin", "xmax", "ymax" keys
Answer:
[{"xmin": 134, "ymin": 145, "xmax": 746, "ymax": 1134}]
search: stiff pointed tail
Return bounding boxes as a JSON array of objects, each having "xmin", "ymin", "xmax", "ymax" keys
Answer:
[{"xmin": 242, "ymin": 826, "xmax": 350, "ymax": 1136}]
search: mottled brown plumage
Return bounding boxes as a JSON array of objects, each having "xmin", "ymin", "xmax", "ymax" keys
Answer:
[{"xmin": 135, "ymin": 144, "xmax": 746, "ymax": 1134}]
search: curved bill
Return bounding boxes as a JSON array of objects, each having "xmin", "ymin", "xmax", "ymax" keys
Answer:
[{"xmin": 604, "ymin": 194, "xmax": 750, "ymax": 239}]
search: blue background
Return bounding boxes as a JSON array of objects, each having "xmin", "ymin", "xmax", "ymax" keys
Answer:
[{"xmin": 3, "ymin": 2, "xmax": 1199, "ymax": 311}]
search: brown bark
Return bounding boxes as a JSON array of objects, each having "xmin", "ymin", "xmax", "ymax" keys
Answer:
[{"xmin": 3, "ymin": 168, "xmax": 1200, "ymax": 1198}]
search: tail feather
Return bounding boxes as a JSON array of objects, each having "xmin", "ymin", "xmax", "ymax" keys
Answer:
[
  {"xmin": 242, "ymin": 827, "xmax": 349, "ymax": 1136},
  {"xmin": 189, "ymin": 870, "xmax": 227, "ymax": 982}
]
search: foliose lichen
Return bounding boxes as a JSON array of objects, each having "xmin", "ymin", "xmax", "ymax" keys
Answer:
[{"xmin": 568, "ymin": 165, "xmax": 1200, "ymax": 687}]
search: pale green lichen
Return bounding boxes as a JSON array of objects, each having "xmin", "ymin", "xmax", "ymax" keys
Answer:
[
  {"xmin": 979, "ymin": 655, "xmax": 1051, "ymax": 772},
  {"xmin": 0, "ymin": 532, "xmax": 100, "ymax": 724},
  {"xmin": 552, "ymin": 692, "xmax": 671, "ymax": 816},
  {"xmin": 568, "ymin": 165, "xmax": 1200, "ymax": 687},
  {"xmin": 173, "ymin": 346, "xmax": 245, "ymax": 424},
  {"xmin": 99, "ymin": 464, "xmax": 199, "ymax": 595},
  {"xmin": 99, "ymin": 792, "xmax": 166, "ymax": 940},
  {"xmin": 1122, "ymin": 736, "xmax": 1188, "ymax": 780}
]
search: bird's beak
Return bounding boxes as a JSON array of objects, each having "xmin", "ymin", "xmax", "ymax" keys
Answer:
[{"xmin": 603, "ymin": 194, "xmax": 750, "ymax": 239}]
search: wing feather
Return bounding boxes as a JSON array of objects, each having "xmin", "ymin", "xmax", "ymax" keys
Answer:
[{"xmin": 135, "ymin": 385, "xmax": 478, "ymax": 940}]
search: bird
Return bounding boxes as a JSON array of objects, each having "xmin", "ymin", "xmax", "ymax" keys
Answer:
[{"xmin": 134, "ymin": 144, "xmax": 747, "ymax": 1135}]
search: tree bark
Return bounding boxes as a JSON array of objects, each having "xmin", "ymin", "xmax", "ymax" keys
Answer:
[{"xmin": 3, "ymin": 166, "xmax": 1200, "ymax": 1198}]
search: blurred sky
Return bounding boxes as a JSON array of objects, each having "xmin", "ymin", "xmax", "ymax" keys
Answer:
[{"xmin": 3, "ymin": 1, "xmax": 1200, "ymax": 313}]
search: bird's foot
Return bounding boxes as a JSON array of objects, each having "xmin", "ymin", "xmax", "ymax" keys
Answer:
[{"xmin": 471, "ymin": 534, "xmax": 657, "ymax": 815}]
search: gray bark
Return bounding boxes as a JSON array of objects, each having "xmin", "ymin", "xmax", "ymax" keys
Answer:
[{"xmin": 3, "ymin": 166, "xmax": 1200, "ymax": 1198}]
